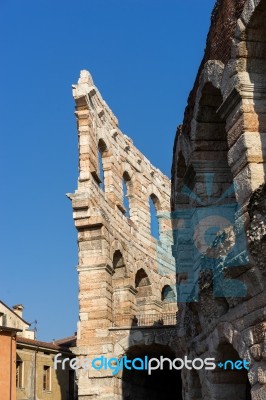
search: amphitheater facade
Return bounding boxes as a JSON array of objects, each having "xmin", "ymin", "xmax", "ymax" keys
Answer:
[{"xmin": 70, "ymin": 1, "xmax": 266, "ymax": 398}]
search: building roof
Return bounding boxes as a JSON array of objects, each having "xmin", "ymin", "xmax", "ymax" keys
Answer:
[
  {"xmin": 51, "ymin": 334, "xmax": 77, "ymax": 347},
  {"xmin": 17, "ymin": 336, "xmax": 75, "ymax": 354},
  {"xmin": 0, "ymin": 300, "xmax": 30, "ymax": 326}
]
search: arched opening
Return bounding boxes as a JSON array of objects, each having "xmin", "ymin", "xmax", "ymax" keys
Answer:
[
  {"xmin": 214, "ymin": 296, "xmax": 229, "ymax": 317},
  {"xmin": 112, "ymin": 250, "xmax": 127, "ymax": 318},
  {"xmin": 161, "ymin": 285, "xmax": 177, "ymax": 313},
  {"xmin": 97, "ymin": 139, "xmax": 107, "ymax": 190},
  {"xmin": 122, "ymin": 344, "xmax": 182, "ymax": 400},
  {"xmin": 173, "ymin": 83, "xmax": 238, "ymax": 304},
  {"xmin": 189, "ymin": 83, "xmax": 239, "ymax": 288},
  {"xmin": 123, "ymin": 171, "xmax": 131, "ymax": 218},
  {"xmin": 135, "ymin": 268, "xmax": 151, "ymax": 287},
  {"xmin": 113, "ymin": 250, "xmax": 126, "ymax": 280},
  {"xmin": 246, "ymin": 0, "xmax": 266, "ymax": 86},
  {"xmin": 212, "ymin": 343, "xmax": 251, "ymax": 400},
  {"xmin": 161, "ymin": 285, "xmax": 176, "ymax": 302},
  {"xmin": 193, "ymin": 82, "xmax": 236, "ymax": 205},
  {"xmin": 149, "ymin": 194, "xmax": 160, "ymax": 240},
  {"xmin": 135, "ymin": 268, "xmax": 152, "ymax": 311}
]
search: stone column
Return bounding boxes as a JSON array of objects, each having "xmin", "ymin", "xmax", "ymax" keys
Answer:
[
  {"xmin": 219, "ymin": 85, "xmax": 266, "ymax": 209},
  {"xmin": 76, "ymin": 264, "xmax": 116, "ymax": 399},
  {"xmin": 71, "ymin": 195, "xmax": 116, "ymax": 399}
]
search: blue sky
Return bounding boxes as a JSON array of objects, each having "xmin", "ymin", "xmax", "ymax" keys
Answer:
[{"xmin": 0, "ymin": 0, "xmax": 215, "ymax": 341}]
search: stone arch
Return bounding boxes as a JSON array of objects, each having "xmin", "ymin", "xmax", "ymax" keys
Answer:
[
  {"xmin": 161, "ymin": 285, "xmax": 177, "ymax": 313},
  {"xmin": 92, "ymin": 137, "xmax": 111, "ymax": 190},
  {"xmin": 159, "ymin": 275, "xmax": 176, "ymax": 291},
  {"xmin": 191, "ymin": 80, "xmax": 236, "ymax": 207},
  {"xmin": 134, "ymin": 268, "xmax": 153, "ymax": 313},
  {"xmin": 183, "ymin": 61, "xmax": 236, "ymax": 209},
  {"xmin": 122, "ymin": 171, "xmax": 132, "ymax": 218},
  {"xmin": 208, "ymin": 323, "xmax": 244, "ymax": 357},
  {"xmin": 110, "ymin": 239, "xmax": 128, "ymax": 269},
  {"xmin": 206, "ymin": 323, "xmax": 252, "ymax": 399},
  {"xmin": 180, "ymin": 80, "xmax": 238, "ymax": 291},
  {"xmin": 146, "ymin": 184, "xmax": 164, "ymax": 210},
  {"xmin": 120, "ymin": 161, "xmax": 136, "ymax": 182},
  {"xmin": 98, "ymin": 137, "xmax": 108, "ymax": 152},
  {"xmin": 122, "ymin": 344, "xmax": 183, "ymax": 400},
  {"xmin": 134, "ymin": 259, "xmax": 151, "ymax": 276},
  {"xmin": 117, "ymin": 162, "xmax": 138, "ymax": 222},
  {"xmin": 111, "ymin": 246, "xmax": 137, "ymax": 324},
  {"xmin": 191, "ymin": 59, "xmax": 225, "ymax": 142},
  {"xmin": 150, "ymin": 192, "xmax": 161, "ymax": 211},
  {"xmin": 145, "ymin": 186, "xmax": 162, "ymax": 240},
  {"xmin": 161, "ymin": 285, "xmax": 176, "ymax": 302},
  {"xmin": 149, "ymin": 194, "xmax": 160, "ymax": 240},
  {"xmin": 113, "ymin": 249, "xmax": 126, "ymax": 279},
  {"xmin": 135, "ymin": 268, "xmax": 152, "ymax": 292},
  {"xmin": 212, "ymin": 342, "xmax": 251, "ymax": 400},
  {"xmin": 221, "ymin": 0, "xmax": 266, "ymax": 204},
  {"xmin": 146, "ymin": 184, "xmax": 170, "ymax": 242},
  {"xmin": 133, "ymin": 258, "xmax": 158, "ymax": 297},
  {"xmin": 184, "ymin": 60, "xmax": 236, "ymax": 205},
  {"xmin": 112, "ymin": 249, "xmax": 127, "ymax": 318},
  {"xmin": 234, "ymin": 0, "xmax": 265, "ymax": 41},
  {"xmin": 97, "ymin": 121, "xmax": 112, "ymax": 149}
]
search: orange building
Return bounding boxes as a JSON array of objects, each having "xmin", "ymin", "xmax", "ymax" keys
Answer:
[
  {"xmin": 0, "ymin": 326, "xmax": 21, "ymax": 400},
  {"xmin": 1, "ymin": 302, "xmax": 77, "ymax": 400}
]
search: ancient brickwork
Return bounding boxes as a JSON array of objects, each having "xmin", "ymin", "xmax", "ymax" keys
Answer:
[
  {"xmin": 180, "ymin": 0, "xmax": 246, "ymax": 143},
  {"xmin": 70, "ymin": 71, "xmax": 176, "ymax": 399},
  {"xmin": 172, "ymin": 0, "xmax": 266, "ymax": 399},
  {"xmin": 70, "ymin": 0, "xmax": 266, "ymax": 398}
]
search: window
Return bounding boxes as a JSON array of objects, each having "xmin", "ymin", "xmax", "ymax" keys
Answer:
[
  {"xmin": 113, "ymin": 250, "xmax": 126, "ymax": 279},
  {"xmin": 161, "ymin": 285, "xmax": 176, "ymax": 303},
  {"xmin": 1, "ymin": 313, "xmax": 7, "ymax": 326},
  {"xmin": 135, "ymin": 268, "xmax": 152, "ymax": 298},
  {"xmin": 16, "ymin": 360, "xmax": 23, "ymax": 389},
  {"xmin": 98, "ymin": 139, "xmax": 107, "ymax": 191},
  {"xmin": 43, "ymin": 365, "xmax": 51, "ymax": 391},
  {"xmin": 149, "ymin": 194, "xmax": 160, "ymax": 239},
  {"xmin": 98, "ymin": 150, "xmax": 104, "ymax": 190},
  {"xmin": 122, "ymin": 171, "xmax": 131, "ymax": 217}
]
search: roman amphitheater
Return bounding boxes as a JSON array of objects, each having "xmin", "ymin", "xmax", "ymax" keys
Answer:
[{"xmin": 69, "ymin": 0, "xmax": 266, "ymax": 398}]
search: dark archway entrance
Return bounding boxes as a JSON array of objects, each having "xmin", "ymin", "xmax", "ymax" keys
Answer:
[
  {"xmin": 122, "ymin": 344, "xmax": 182, "ymax": 400},
  {"xmin": 212, "ymin": 343, "xmax": 251, "ymax": 400}
]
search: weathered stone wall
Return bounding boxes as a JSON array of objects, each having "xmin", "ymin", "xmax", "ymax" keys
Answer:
[
  {"xmin": 172, "ymin": 0, "xmax": 266, "ymax": 399},
  {"xmin": 70, "ymin": 71, "xmax": 176, "ymax": 399},
  {"xmin": 179, "ymin": 0, "xmax": 246, "ymax": 145},
  {"xmin": 70, "ymin": 0, "xmax": 266, "ymax": 398}
]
